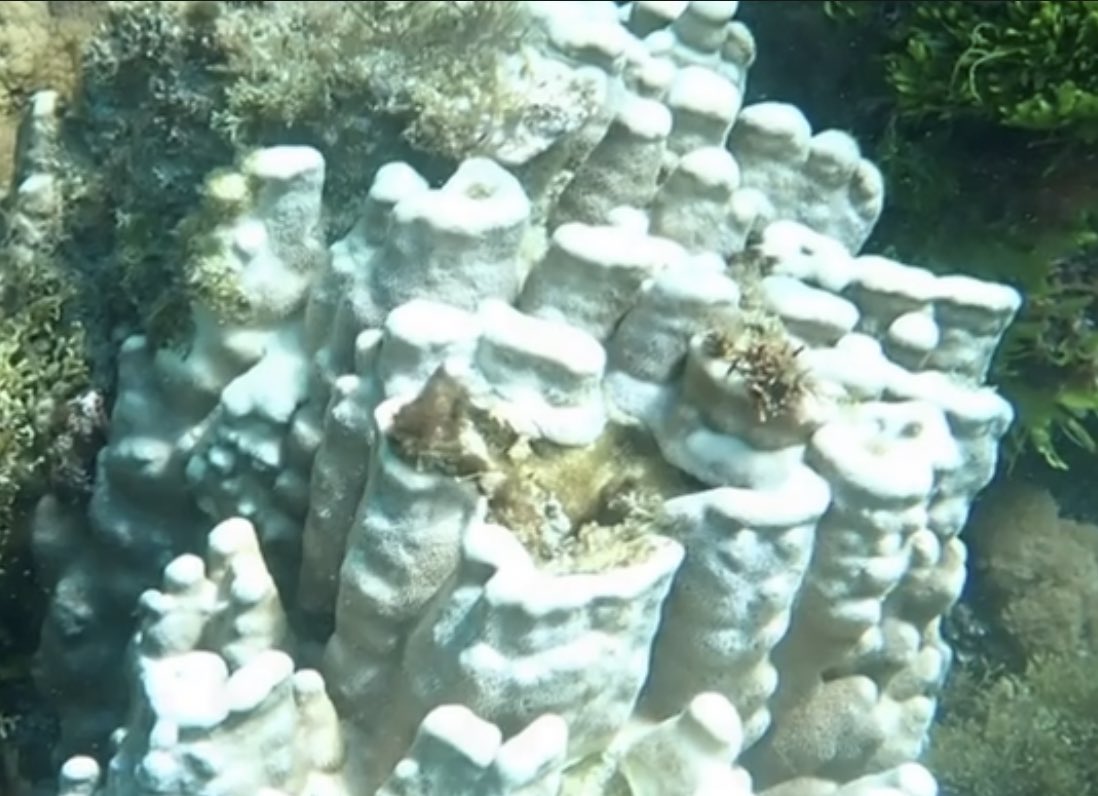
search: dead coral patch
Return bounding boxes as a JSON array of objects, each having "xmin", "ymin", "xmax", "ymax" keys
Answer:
[
  {"xmin": 387, "ymin": 367, "xmax": 697, "ymax": 575},
  {"xmin": 483, "ymin": 422, "xmax": 694, "ymax": 575},
  {"xmin": 388, "ymin": 367, "xmax": 502, "ymax": 480}
]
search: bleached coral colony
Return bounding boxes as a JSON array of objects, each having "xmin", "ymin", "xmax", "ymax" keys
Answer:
[{"xmin": 14, "ymin": 1, "xmax": 1020, "ymax": 795}]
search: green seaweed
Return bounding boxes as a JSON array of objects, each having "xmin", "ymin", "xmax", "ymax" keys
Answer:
[
  {"xmin": 881, "ymin": 2, "xmax": 1098, "ymax": 141},
  {"xmin": 0, "ymin": 217, "xmax": 91, "ymax": 559},
  {"xmin": 927, "ymin": 654, "xmax": 1098, "ymax": 796},
  {"xmin": 816, "ymin": 0, "xmax": 1098, "ymax": 468}
]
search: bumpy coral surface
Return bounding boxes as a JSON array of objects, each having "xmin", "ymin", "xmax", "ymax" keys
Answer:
[{"xmin": 22, "ymin": 2, "xmax": 1020, "ymax": 795}]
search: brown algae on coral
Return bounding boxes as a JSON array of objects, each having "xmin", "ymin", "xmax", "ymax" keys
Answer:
[{"xmin": 701, "ymin": 313, "xmax": 814, "ymax": 425}]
